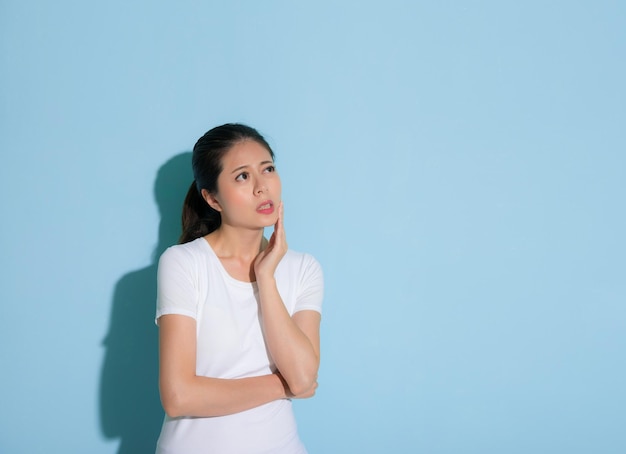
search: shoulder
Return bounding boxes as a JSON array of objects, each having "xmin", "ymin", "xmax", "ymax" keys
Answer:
[
  {"xmin": 158, "ymin": 237, "xmax": 210, "ymax": 272},
  {"xmin": 280, "ymin": 249, "xmax": 324, "ymax": 311},
  {"xmin": 278, "ymin": 249, "xmax": 323, "ymax": 283},
  {"xmin": 160, "ymin": 237, "xmax": 206, "ymax": 261},
  {"xmin": 282, "ymin": 249, "xmax": 322, "ymax": 270}
]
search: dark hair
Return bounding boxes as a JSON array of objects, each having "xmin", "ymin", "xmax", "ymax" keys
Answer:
[{"xmin": 179, "ymin": 123, "xmax": 275, "ymax": 244}]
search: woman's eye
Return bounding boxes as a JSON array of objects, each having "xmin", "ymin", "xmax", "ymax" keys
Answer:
[
  {"xmin": 235, "ymin": 172, "xmax": 249, "ymax": 181},
  {"xmin": 264, "ymin": 165, "xmax": 275, "ymax": 173}
]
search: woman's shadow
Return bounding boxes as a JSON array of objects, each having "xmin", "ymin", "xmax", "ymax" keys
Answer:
[{"xmin": 99, "ymin": 152, "xmax": 192, "ymax": 453}]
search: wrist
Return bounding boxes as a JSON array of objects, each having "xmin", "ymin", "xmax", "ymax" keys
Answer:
[
  {"xmin": 255, "ymin": 274, "xmax": 276, "ymax": 289},
  {"xmin": 272, "ymin": 373, "xmax": 289, "ymax": 399}
]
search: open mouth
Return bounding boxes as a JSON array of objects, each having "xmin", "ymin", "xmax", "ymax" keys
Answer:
[{"xmin": 257, "ymin": 200, "xmax": 274, "ymax": 213}]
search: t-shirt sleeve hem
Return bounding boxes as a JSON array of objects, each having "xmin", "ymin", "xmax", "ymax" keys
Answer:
[
  {"xmin": 155, "ymin": 308, "xmax": 198, "ymax": 325},
  {"xmin": 292, "ymin": 305, "xmax": 322, "ymax": 315}
]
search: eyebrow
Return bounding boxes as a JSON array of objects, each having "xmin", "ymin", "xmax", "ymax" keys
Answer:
[{"xmin": 230, "ymin": 160, "xmax": 274, "ymax": 174}]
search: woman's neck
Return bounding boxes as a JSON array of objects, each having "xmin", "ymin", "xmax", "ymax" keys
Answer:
[
  {"xmin": 204, "ymin": 226, "xmax": 269, "ymax": 282},
  {"xmin": 205, "ymin": 225, "xmax": 267, "ymax": 261}
]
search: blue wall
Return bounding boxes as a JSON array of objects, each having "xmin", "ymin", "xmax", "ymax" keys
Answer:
[{"xmin": 1, "ymin": 1, "xmax": 624, "ymax": 452}]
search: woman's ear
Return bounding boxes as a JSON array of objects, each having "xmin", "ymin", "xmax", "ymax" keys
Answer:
[{"xmin": 201, "ymin": 189, "xmax": 222, "ymax": 212}]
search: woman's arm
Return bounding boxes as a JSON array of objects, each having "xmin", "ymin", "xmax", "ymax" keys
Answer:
[
  {"xmin": 254, "ymin": 203, "xmax": 321, "ymax": 395},
  {"xmin": 159, "ymin": 314, "xmax": 291, "ymax": 418},
  {"xmin": 255, "ymin": 285, "xmax": 321, "ymax": 396}
]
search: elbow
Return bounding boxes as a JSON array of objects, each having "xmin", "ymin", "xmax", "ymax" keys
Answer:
[
  {"xmin": 286, "ymin": 365, "xmax": 319, "ymax": 396},
  {"xmin": 161, "ymin": 395, "xmax": 183, "ymax": 419},
  {"xmin": 288, "ymin": 379, "xmax": 316, "ymax": 397},
  {"xmin": 160, "ymin": 382, "xmax": 187, "ymax": 418},
  {"xmin": 162, "ymin": 399, "xmax": 183, "ymax": 419}
]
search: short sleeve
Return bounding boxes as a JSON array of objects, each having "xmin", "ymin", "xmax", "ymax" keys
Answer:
[
  {"xmin": 294, "ymin": 255, "xmax": 324, "ymax": 314},
  {"xmin": 155, "ymin": 245, "xmax": 199, "ymax": 323}
]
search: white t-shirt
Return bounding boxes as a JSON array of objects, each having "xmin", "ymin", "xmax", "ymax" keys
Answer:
[{"xmin": 155, "ymin": 237, "xmax": 323, "ymax": 454}]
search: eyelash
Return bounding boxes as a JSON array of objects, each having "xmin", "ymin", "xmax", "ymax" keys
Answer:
[
  {"xmin": 235, "ymin": 172, "xmax": 249, "ymax": 182},
  {"xmin": 235, "ymin": 166, "xmax": 275, "ymax": 182}
]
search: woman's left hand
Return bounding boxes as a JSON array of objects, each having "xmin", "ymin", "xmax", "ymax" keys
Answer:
[{"xmin": 254, "ymin": 202, "xmax": 287, "ymax": 281}]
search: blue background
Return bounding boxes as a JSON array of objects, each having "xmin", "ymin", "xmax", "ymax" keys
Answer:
[{"xmin": 1, "ymin": 1, "xmax": 624, "ymax": 453}]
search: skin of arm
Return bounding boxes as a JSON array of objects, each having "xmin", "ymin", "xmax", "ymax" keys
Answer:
[
  {"xmin": 254, "ymin": 203, "xmax": 321, "ymax": 396},
  {"xmin": 159, "ymin": 314, "xmax": 308, "ymax": 418}
]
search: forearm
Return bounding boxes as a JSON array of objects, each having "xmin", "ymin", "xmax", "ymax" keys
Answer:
[
  {"xmin": 160, "ymin": 373, "xmax": 286, "ymax": 418},
  {"xmin": 256, "ymin": 277, "xmax": 319, "ymax": 395}
]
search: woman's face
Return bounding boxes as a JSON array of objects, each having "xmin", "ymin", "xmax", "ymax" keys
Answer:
[{"xmin": 204, "ymin": 139, "xmax": 281, "ymax": 230}]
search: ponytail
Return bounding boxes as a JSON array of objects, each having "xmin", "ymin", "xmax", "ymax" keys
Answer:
[{"xmin": 179, "ymin": 181, "xmax": 221, "ymax": 244}]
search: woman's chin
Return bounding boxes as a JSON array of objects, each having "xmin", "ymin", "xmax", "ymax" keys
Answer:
[{"xmin": 262, "ymin": 215, "xmax": 279, "ymax": 228}]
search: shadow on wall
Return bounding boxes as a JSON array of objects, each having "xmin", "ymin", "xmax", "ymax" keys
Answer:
[{"xmin": 99, "ymin": 152, "xmax": 192, "ymax": 453}]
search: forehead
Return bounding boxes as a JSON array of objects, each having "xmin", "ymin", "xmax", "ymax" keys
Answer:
[{"xmin": 222, "ymin": 140, "xmax": 273, "ymax": 169}]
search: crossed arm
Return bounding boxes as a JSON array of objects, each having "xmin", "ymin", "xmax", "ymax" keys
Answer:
[{"xmin": 158, "ymin": 309, "xmax": 319, "ymax": 418}]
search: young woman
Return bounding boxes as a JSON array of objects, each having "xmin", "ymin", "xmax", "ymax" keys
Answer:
[{"xmin": 155, "ymin": 124, "xmax": 323, "ymax": 453}]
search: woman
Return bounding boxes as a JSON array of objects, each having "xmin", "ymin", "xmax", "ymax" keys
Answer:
[{"xmin": 155, "ymin": 123, "xmax": 323, "ymax": 453}]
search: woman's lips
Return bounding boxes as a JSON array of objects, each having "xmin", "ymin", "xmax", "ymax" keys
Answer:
[{"xmin": 256, "ymin": 200, "xmax": 274, "ymax": 214}]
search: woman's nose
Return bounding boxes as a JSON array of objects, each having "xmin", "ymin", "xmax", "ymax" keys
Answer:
[{"xmin": 255, "ymin": 183, "xmax": 266, "ymax": 194}]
